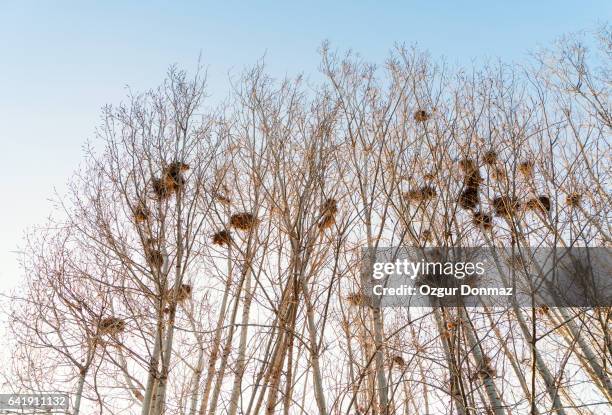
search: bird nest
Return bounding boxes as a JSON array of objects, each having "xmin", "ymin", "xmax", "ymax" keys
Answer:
[
  {"xmin": 524, "ymin": 196, "xmax": 551, "ymax": 213},
  {"xmin": 152, "ymin": 177, "xmax": 175, "ymax": 199},
  {"xmin": 463, "ymin": 170, "xmax": 483, "ymax": 188},
  {"xmin": 490, "ymin": 167, "xmax": 506, "ymax": 182},
  {"xmin": 404, "ymin": 185, "xmax": 437, "ymax": 203},
  {"xmin": 493, "ymin": 196, "xmax": 520, "ymax": 217},
  {"xmin": 472, "ymin": 211, "xmax": 493, "ymax": 230},
  {"xmin": 151, "ymin": 161, "xmax": 190, "ymax": 199},
  {"xmin": 167, "ymin": 284, "xmax": 192, "ymax": 303},
  {"xmin": 229, "ymin": 213, "xmax": 259, "ymax": 230},
  {"xmin": 320, "ymin": 198, "xmax": 338, "ymax": 216},
  {"xmin": 459, "ymin": 158, "xmax": 477, "ymax": 174},
  {"xmin": 391, "ymin": 355, "xmax": 406, "ymax": 368},
  {"xmin": 482, "ymin": 150, "xmax": 498, "ymax": 165},
  {"xmin": 414, "ymin": 110, "xmax": 430, "ymax": 122},
  {"xmin": 146, "ymin": 249, "xmax": 164, "ymax": 268},
  {"xmin": 318, "ymin": 213, "xmax": 336, "ymax": 231},
  {"xmin": 215, "ymin": 194, "xmax": 231, "ymax": 206},
  {"xmin": 419, "ymin": 185, "xmax": 437, "ymax": 200},
  {"xmin": 518, "ymin": 160, "xmax": 534, "ymax": 177},
  {"xmin": 566, "ymin": 192, "xmax": 581, "ymax": 208},
  {"xmin": 133, "ymin": 203, "xmax": 149, "ymax": 223},
  {"xmin": 458, "ymin": 187, "xmax": 479, "ymax": 210},
  {"xmin": 98, "ymin": 317, "xmax": 126, "ymax": 336},
  {"xmin": 212, "ymin": 230, "xmax": 232, "ymax": 246},
  {"xmin": 163, "ymin": 161, "xmax": 189, "ymax": 188},
  {"xmin": 165, "ymin": 161, "xmax": 190, "ymax": 177},
  {"xmin": 346, "ymin": 292, "xmax": 368, "ymax": 306}
]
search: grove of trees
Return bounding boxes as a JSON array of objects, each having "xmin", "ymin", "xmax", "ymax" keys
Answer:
[{"xmin": 5, "ymin": 29, "xmax": 611, "ymax": 414}]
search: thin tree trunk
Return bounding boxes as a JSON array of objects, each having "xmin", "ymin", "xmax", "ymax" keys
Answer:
[
  {"xmin": 460, "ymin": 308, "xmax": 505, "ymax": 415},
  {"xmin": 433, "ymin": 306, "xmax": 468, "ymax": 415},
  {"xmin": 73, "ymin": 368, "xmax": 87, "ymax": 415},
  {"xmin": 227, "ymin": 270, "xmax": 253, "ymax": 415},
  {"xmin": 301, "ymin": 279, "xmax": 328, "ymax": 414},
  {"xmin": 198, "ymin": 252, "xmax": 233, "ymax": 415},
  {"xmin": 141, "ymin": 314, "xmax": 164, "ymax": 415}
]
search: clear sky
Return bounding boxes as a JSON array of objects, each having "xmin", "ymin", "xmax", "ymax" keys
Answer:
[{"xmin": 0, "ymin": 1, "xmax": 609, "ymax": 294}]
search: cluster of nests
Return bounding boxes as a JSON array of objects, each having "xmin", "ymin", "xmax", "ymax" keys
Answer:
[
  {"xmin": 132, "ymin": 161, "xmax": 190, "ymax": 223},
  {"xmin": 211, "ymin": 199, "xmax": 338, "ymax": 247},
  {"xmin": 97, "ymin": 316, "xmax": 126, "ymax": 336},
  {"xmin": 482, "ymin": 151, "xmax": 535, "ymax": 182},
  {"xmin": 152, "ymin": 161, "xmax": 190, "ymax": 199},
  {"xmin": 211, "ymin": 212, "xmax": 259, "ymax": 247},
  {"xmin": 455, "ymin": 153, "xmax": 584, "ymax": 230},
  {"xmin": 404, "ymin": 152, "xmax": 582, "ymax": 234}
]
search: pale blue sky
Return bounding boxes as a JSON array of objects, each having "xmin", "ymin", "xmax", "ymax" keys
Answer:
[{"xmin": 0, "ymin": 1, "xmax": 609, "ymax": 290}]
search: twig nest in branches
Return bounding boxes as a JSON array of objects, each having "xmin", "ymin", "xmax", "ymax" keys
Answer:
[
  {"xmin": 472, "ymin": 211, "xmax": 493, "ymax": 230},
  {"xmin": 483, "ymin": 150, "xmax": 498, "ymax": 165},
  {"xmin": 403, "ymin": 189, "xmax": 422, "ymax": 203},
  {"xmin": 212, "ymin": 230, "xmax": 232, "ymax": 246},
  {"xmin": 152, "ymin": 177, "xmax": 175, "ymax": 199},
  {"xmin": 419, "ymin": 185, "xmax": 437, "ymax": 201},
  {"xmin": 518, "ymin": 160, "xmax": 534, "ymax": 177},
  {"xmin": 165, "ymin": 173, "xmax": 186, "ymax": 189},
  {"xmin": 491, "ymin": 166, "xmax": 506, "ymax": 182},
  {"xmin": 525, "ymin": 196, "xmax": 551, "ymax": 213},
  {"xmin": 98, "ymin": 317, "xmax": 126, "ymax": 336},
  {"xmin": 493, "ymin": 196, "xmax": 520, "ymax": 217},
  {"xmin": 458, "ymin": 187, "xmax": 479, "ymax": 210},
  {"xmin": 160, "ymin": 161, "xmax": 190, "ymax": 192},
  {"xmin": 404, "ymin": 186, "xmax": 437, "ymax": 203},
  {"xmin": 167, "ymin": 284, "xmax": 192, "ymax": 303},
  {"xmin": 133, "ymin": 203, "xmax": 149, "ymax": 223},
  {"xmin": 146, "ymin": 249, "xmax": 164, "ymax": 268},
  {"xmin": 459, "ymin": 158, "xmax": 477, "ymax": 174},
  {"xmin": 566, "ymin": 192, "xmax": 581, "ymax": 208},
  {"xmin": 346, "ymin": 292, "xmax": 367, "ymax": 306},
  {"xmin": 391, "ymin": 355, "xmax": 406, "ymax": 368},
  {"xmin": 414, "ymin": 110, "xmax": 430, "ymax": 122},
  {"xmin": 229, "ymin": 212, "xmax": 259, "ymax": 231},
  {"xmin": 463, "ymin": 170, "xmax": 483, "ymax": 188},
  {"xmin": 537, "ymin": 305, "xmax": 550, "ymax": 316},
  {"xmin": 165, "ymin": 161, "xmax": 190, "ymax": 176},
  {"xmin": 321, "ymin": 198, "xmax": 338, "ymax": 216},
  {"xmin": 318, "ymin": 213, "xmax": 336, "ymax": 231},
  {"xmin": 446, "ymin": 319, "xmax": 461, "ymax": 331},
  {"xmin": 215, "ymin": 193, "xmax": 231, "ymax": 206}
]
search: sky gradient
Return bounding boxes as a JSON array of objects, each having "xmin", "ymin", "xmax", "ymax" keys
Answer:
[{"xmin": 0, "ymin": 1, "xmax": 610, "ymax": 294}]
